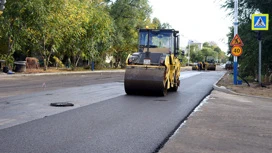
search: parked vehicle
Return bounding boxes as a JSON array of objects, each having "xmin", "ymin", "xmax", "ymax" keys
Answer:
[{"xmin": 225, "ymin": 61, "xmax": 233, "ymax": 70}]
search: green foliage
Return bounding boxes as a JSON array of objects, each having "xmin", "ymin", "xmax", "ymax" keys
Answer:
[
  {"xmin": 0, "ymin": 0, "xmax": 165, "ymax": 70},
  {"xmin": 152, "ymin": 18, "xmax": 162, "ymax": 29},
  {"xmin": 214, "ymin": 46, "xmax": 221, "ymax": 53},
  {"xmin": 109, "ymin": 0, "xmax": 152, "ymax": 68},
  {"xmin": 188, "ymin": 42, "xmax": 227, "ymax": 63},
  {"xmin": 0, "ymin": 53, "xmax": 14, "ymax": 68},
  {"xmin": 178, "ymin": 50, "xmax": 188, "ymax": 66},
  {"xmin": 161, "ymin": 23, "xmax": 171, "ymax": 29},
  {"xmin": 201, "ymin": 47, "xmax": 215, "ymax": 57},
  {"xmin": 203, "ymin": 42, "xmax": 210, "ymax": 48}
]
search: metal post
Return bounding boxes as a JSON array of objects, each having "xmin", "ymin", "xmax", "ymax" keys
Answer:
[
  {"xmin": 233, "ymin": 0, "xmax": 238, "ymax": 85},
  {"xmin": 259, "ymin": 39, "xmax": 262, "ymax": 84},
  {"xmin": 91, "ymin": 61, "xmax": 94, "ymax": 71},
  {"xmin": 216, "ymin": 52, "xmax": 218, "ymax": 63},
  {"xmin": 188, "ymin": 44, "xmax": 190, "ymax": 66}
]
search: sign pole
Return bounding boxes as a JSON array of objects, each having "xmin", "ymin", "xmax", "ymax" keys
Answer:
[
  {"xmin": 258, "ymin": 31, "xmax": 262, "ymax": 85},
  {"xmin": 252, "ymin": 14, "xmax": 269, "ymax": 85},
  {"xmin": 233, "ymin": 0, "xmax": 238, "ymax": 85}
]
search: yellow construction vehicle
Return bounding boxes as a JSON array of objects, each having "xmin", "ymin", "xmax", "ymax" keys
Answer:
[
  {"xmin": 192, "ymin": 56, "xmax": 216, "ymax": 71},
  {"xmin": 124, "ymin": 29, "xmax": 181, "ymax": 96},
  {"xmin": 206, "ymin": 56, "xmax": 216, "ymax": 70}
]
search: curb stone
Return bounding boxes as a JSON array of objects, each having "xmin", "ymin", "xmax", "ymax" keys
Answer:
[
  {"xmin": 0, "ymin": 70, "xmax": 125, "ymax": 78},
  {"xmin": 0, "ymin": 66, "xmax": 191, "ymax": 78}
]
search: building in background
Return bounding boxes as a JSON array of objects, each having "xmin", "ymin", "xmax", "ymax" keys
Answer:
[
  {"xmin": 184, "ymin": 40, "xmax": 203, "ymax": 55},
  {"xmin": 190, "ymin": 40, "xmax": 203, "ymax": 50}
]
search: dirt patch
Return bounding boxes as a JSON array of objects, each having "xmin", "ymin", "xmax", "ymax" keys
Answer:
[
  {"xmin": 217, "ymin": 71, "xmax": 272, "ymax": 98},
  {"xmin": 24, "ymin": 67, "xmax": 74, "ymax": 74},
  {"xmin": 21, "ymin": 67, "xmax": 124, "ymax": 74}
]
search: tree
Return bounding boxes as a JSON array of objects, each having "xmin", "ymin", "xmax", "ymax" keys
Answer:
[
  {"xmin": 0, "ymin": 0, "xmax": 115, "ymax": 70},
  {"xmin": 1, "ymin": 0, "xmax": 71, "ymax": 70},
  {"xmin": 214, "ymin": 46, "xmax": 221, "ymax": 53},
  {"xmin": 58, "ymin": 0, "xmax": 114, "ymax": 69},
  {"xmin": 202, "ymin": 42, "xmax": 210, "ymax": 48},
  {"xmin": 201, "ymin": 47, "xmax": 214, "ymax": 60},
  {"xmin": 0, "ymin": 0, "xmax": 164, "ymax": 71},
  {"xmin": 109, "ymin": 0, "xmax": 152, "ymax": 68},
  {"xmin": 152, "ymin": 17, "xmax": 162, "ymax": 29},
  {"xmin": 187, "ymin": 44, "xmax": 201, "ymax": 63},
  {"xmin": 0, "ymin": 0, "xmax": 49, "ymax": 68},
  {"xmin": 161, "ymin": 22, "xmax": 171, "ymax": 29},
  {"xmin": 199, "ymin": 42, "xmax": 227, "ymax": 63}
]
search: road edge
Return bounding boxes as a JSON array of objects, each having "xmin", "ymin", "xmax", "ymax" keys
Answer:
[{"xmin": 213, "ymin": 72, "xmax": 272, "ymax": 100}]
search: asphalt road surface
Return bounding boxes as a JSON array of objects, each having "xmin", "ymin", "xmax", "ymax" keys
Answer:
[
  {"xmin": 0, "ymin": 71, "xmax": 224, "ymax": 153},
  {"xmin": 0, "ymin": 72, "xmax": 124, "ymax": 98}
]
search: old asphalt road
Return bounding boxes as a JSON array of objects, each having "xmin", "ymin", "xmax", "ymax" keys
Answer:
[{"xmin": 0, "ymin": 70, "xmax": 125, "ymax": 98}]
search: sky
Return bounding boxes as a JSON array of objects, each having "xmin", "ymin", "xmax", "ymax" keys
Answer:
[{"xmin": 148, "ymin": 0, "xmax": 233, "ymax": 52}]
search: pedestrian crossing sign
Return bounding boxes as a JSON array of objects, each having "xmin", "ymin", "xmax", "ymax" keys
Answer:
[{"xmin": 252, "ymin": 14, "xmax": 269, "ymax": 30}]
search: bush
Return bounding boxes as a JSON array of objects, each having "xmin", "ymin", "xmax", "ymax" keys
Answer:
[{"xmin": 0, "ymin": 54, "xmax": 14, "ymax": 69}]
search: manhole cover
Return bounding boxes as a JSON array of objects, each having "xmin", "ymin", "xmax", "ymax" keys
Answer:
[{"xmin": 50, "ymin": 102, "xmax": 74, "ymax": 107}]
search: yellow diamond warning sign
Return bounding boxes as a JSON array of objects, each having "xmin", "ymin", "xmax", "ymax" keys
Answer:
[{"xmin": 230, "ymin": 34, "xmax": 244, "ymax": 46}]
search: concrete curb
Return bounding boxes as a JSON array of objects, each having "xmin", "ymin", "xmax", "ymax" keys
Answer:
[
  {"xmin": 0, "ymin": 66, "xmax": 192, "ymax": 78},
  {"xmin": 0, "ymin": 70, "xmax": 125, "ymax": 78},
  {"xmin": 213, "ymin": 72, "xmax": 272, "ymax": 100}
]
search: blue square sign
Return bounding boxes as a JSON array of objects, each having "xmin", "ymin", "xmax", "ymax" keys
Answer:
[{"xmin": 252, "ymin": 14, "xmax": 269, "ymax": 30}]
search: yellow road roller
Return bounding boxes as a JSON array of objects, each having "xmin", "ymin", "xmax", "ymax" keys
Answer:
[
  {"xmin": 124, "ymin": 29, "xmax": 181, "ymax": 96},
  {"xmin": 206, "ymin": 56, "xmax": 216, "ymax": 71}
]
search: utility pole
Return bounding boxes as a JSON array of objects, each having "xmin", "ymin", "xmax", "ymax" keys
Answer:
[
  {"xmin": 233, "ymin": 0, "xmax": 239, "ymax": 85},
  {"xmin": 187, "ymin": 40, "xmax": 193, "ymax": 66},
  {"xmin": 188, "ymin": 43, "xmax": 190, "ymax": 66}
]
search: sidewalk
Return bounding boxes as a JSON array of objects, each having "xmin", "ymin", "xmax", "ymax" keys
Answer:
[{"xmin": 159, "ymin": 84, "xmax": 272, "ymax": 153}]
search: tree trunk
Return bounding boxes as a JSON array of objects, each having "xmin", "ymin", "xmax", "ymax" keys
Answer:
[
  {"xmin": 43, "ymin": 37, "xmax": 47, "ymax": 71},
  {"xmin": 75, "ymin": 56, "xmax": 80, "ymax": 68},
  {"xmin": 43, "ymin": 57, "xmax": 47, "ymax": 71},
  {"xmin": 8, "ymin": 35, "xmax": 12, "ymax": 55},
  {"xmin": 114, "ymin": 58, "xmax": 120, "ymax": 69},
  {"xmin": 72, "ymin": 52, "xmax": 76, "ymax": 70}
]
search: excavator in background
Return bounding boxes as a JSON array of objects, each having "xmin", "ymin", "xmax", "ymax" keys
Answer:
[{"xmin": 124, "ymin": 29, "xmax": 181, "ymax": 96}]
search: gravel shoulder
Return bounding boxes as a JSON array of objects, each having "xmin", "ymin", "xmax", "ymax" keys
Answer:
[{"xmin": 217, "ymin": 71, "xmax": 272, "ymax": 99}]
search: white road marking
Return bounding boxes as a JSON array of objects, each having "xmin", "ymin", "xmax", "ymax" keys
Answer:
[{"xmin": 179, "ymin": 71, "xmax": 203, "ymax": 80}]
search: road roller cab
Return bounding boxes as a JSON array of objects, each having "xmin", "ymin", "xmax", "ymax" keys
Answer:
[{"xmin": 124, "ymin": 29, "xmax": 181, "ymax": 96}]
